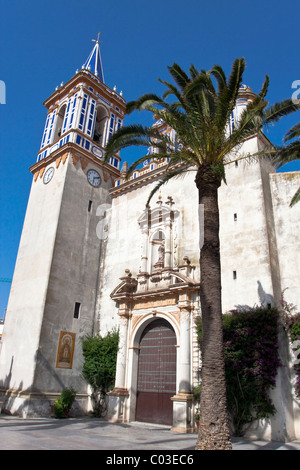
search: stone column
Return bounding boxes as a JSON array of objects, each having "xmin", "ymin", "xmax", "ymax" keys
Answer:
[
  {"xmin": 141, "ymin": 227, "xmax": 149, "ymax": 274},
  {"xmin": 178, "ymin": 307, "xmax": 192, "ymax": 393},
  {"xmin": 164, "ymin": 217, "xmax": 172, "ymax": 268},
  {"xmin": 171, "ymin": 302, "xmax": 194, "ymax": 433},
  {"xmin": 107, "ymin": 307, "xmax": 130, "ymax": 422},
  {"xmin": 164, "ymin": 196, "xmax": 174, "ymax": 268},
  {"xmin": 114, "ymin": 313, "xmax": 129, "ymax": 390}
]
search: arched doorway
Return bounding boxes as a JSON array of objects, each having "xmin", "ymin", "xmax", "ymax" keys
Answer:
[{"xmin": 135, "ymin": 318, "xmax": 176, "ymax": 425}]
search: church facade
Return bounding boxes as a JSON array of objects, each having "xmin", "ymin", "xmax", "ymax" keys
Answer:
[{"xmin": 0, "ymin": 40, "xmax": 300, "ymax": 441}]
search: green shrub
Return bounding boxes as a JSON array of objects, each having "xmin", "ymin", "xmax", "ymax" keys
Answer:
[
  {"xmin": 53, "ymin": 388, "xmax": 76, "ymax": 418},
  {"xmin": 53, "ymin": 398, "xmax": 65, "ymax": 419},
  {"xmin": 60, "ymin": 388, "xmax": 76, "ymax": 411},
  {"xmin": 81, "ymin": 329, "xmax": 119, "ymax": 416}
]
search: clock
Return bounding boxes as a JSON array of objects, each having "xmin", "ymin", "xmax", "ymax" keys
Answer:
[
  {"xmin": 43, "ymin": 167, "xmax": 54, "ymax": 184},
  {"xmin": 87, "ymin": 169, "xmax": 101, "ymax": 187}
]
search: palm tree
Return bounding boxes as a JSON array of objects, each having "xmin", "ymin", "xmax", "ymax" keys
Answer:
[
  {"xmin": 104, "ymin": 58, "xmax": 299, "ymax": 450},
  {"xmin": 274, "ymin": 122, "xmax": 300, "ymax": 206}
]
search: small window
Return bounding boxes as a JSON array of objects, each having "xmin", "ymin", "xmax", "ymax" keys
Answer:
[
  {"xmin": 74, "ymin": 302, "xmax": 81, "ymax": 319},
  {"xmin": 235, "ymin": 161, "xmax": 238, "ymax": 167},
  {"xmin": 233, "ymin": 271, "xmax": 237, "ymax": 280},
  {"xmin": 88, "ymin": 200, "xmax": 93, "ymax": 212},
  {"xmin": 234, "ymin": 213, "xmax": 237, "ymax": 221}
]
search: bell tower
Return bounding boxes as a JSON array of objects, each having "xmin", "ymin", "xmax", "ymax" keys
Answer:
[{"xmin": 0, "ymin": 38, "xmax": 125, "ymax": 416}]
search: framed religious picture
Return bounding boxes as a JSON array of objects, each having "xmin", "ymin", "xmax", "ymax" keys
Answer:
[{"xmin": 56, "ymin": 331, "xmax": 76, "ymax": 369}]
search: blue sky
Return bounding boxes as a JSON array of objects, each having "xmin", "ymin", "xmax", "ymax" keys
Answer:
[{"xmin": 0, "ymin": 0, "xmax": 299, "ymax": 318}]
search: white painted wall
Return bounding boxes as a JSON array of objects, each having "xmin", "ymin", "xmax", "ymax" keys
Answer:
[{"xmin": 0, "ymin": 159, "xmax": 67, "ymax": 392}]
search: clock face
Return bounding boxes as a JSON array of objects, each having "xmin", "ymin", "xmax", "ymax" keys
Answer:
[
  {"xmin": 43, "ymin": 167, "xmax": 54, "ymax": 184},
  {"xmin": 87, "ymin": 169, "xmax": 101, "ymax": 187}
]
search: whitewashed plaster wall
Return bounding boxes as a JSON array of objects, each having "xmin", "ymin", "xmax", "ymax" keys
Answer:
[
  {"xmin": 0, "ymin": 159, "xmax": 67, "ymax": 392},
  {"xmin": 270, "ymin": 170, "xmax": 300, "ymax": 440},
  {"xmin": 99, "ymin": 136, "xmax": 283, "ymax": 334},
  {"xmin": 97, "ymin": 170, "xmax": 200, "ymax": 336},
  {"xmin": 270, "ymin": 171, "xmax": 300, "ymax": 308},
  {"xmin": 219, "ymin": 138, "xmax": 277, "ymax": 312}
]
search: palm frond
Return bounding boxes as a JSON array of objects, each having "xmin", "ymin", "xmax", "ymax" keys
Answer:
[
  {"xmin": 145, "ymin": 167, "xmax": 191, "ymax": 207},
  {"xmin": 125, "ymin": 155, "xmax": 158, "ymax": 177},
  {"xmin": 209, "ymin": 64, "xmax": 227, "ymax": 93},
  {"xmin": 283, "ymin": 122, "xmax": 300, "ymax": 142},
  {"xmin": 242, "ymin": 76, "xmax": 269, "ymax": 117},
  {"xmin": 126, "ymin": 93, "xmax": 165, "ymax": 115},
  {"xmin": 189, "ymin": 64, "xmax": 200, "ymax": 79},
  {"xmin": 273, "ymin": 142, "xmax": 300, "ymax": 169},
  {"xmin": 290, "ymin": 186, "xmax": 300, "ymax": 207},
  {"xmin": 165, "ymin": 149, "xmax": 199, "ymax": 168},
  {"xmin": 215, "ymin": 58, "xmax": 245, "ymax": 131},
  {"xmin": 223, "ymin": 145, "xmax": 277, "ymax": 167},
  {"xmin": 263, "ymin": 99, "xmax": 300, "ymax": 125},
  {"xmin": 125, "ymin": 145, "xmax": 187, "ymax": 179},
  {"xmin": 104, "ymin": 58, "xmax": 300, "ymax": 201},
  {"xmin": 184, "ymin": 72, "xmax": 215, "ymax": 100},
  {"xmin": 217, "ymin": 107, "xmax": 263, "ymax": 162},
  {"xmin": 104, "ymin": 124, "xmax": 166, "ymax": 161},
  {"xmin": 159, "ymin": 79, "xmax": 183, "ymax": 103},
  {"xmin": 258, "ymin": 75, "xmax": 270, "ymax": 100},
  {"xmin": 226, "ymin": 58, "xmax": 246, "ymax": 98},
  {"xmin": 167, "ymin": 63, "xmax": 190, "ymax": 91}
]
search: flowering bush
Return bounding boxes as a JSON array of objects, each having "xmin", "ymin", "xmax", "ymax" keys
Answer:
[
  {"xmin": 196, "ymin": 306, "xmax": 281, "ymax": 436},
  {"xmin": 280, "ymin": 290, "xmax": 300, "ymax": 398}
]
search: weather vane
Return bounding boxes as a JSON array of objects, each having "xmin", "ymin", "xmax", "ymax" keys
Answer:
[{"xmin": 92, "ymin": 32, "xmax": 102, "ymax": 43}]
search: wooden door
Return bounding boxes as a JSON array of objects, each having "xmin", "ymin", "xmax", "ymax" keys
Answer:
[{"xmin": 136, "ymin": 319, "xmax": 176, "ymax": 425}]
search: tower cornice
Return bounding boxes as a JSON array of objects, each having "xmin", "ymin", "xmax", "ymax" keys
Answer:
[
  {"xmin": 44, "ymin": 70, "xmax": 125, "ymax": 113},
  {"xmin": 30, "ymin": 140, "xmax": 121, "ymax": 179}
]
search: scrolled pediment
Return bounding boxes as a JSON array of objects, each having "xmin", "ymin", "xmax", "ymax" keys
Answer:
[{"xmin": 110, "ymin": 267, "xmax": 199, "ymax": 303}]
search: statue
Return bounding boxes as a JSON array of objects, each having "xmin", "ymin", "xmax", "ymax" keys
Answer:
[{"xmin": 154, "ymin": 243, "xmax": 165, "ymax": 269}]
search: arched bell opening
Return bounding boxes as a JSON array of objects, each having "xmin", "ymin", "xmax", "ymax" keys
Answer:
[
  {"xmin": 93, "ymin": 105, "xmax": 108, "ymax": 146},
  {"xmin": 53, "ymin": 104, "xmax": 67, "ymax": 142}
]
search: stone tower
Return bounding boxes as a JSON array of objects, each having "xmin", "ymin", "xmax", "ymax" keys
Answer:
[{"xmin": 0, "ymin": 38, "xmax": 125, "ymax": 416}]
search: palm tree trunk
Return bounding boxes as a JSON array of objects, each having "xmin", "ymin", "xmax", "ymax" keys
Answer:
[{"xmin": 195, "ymin": 166, "xmax": 232, "ymax": 450}]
